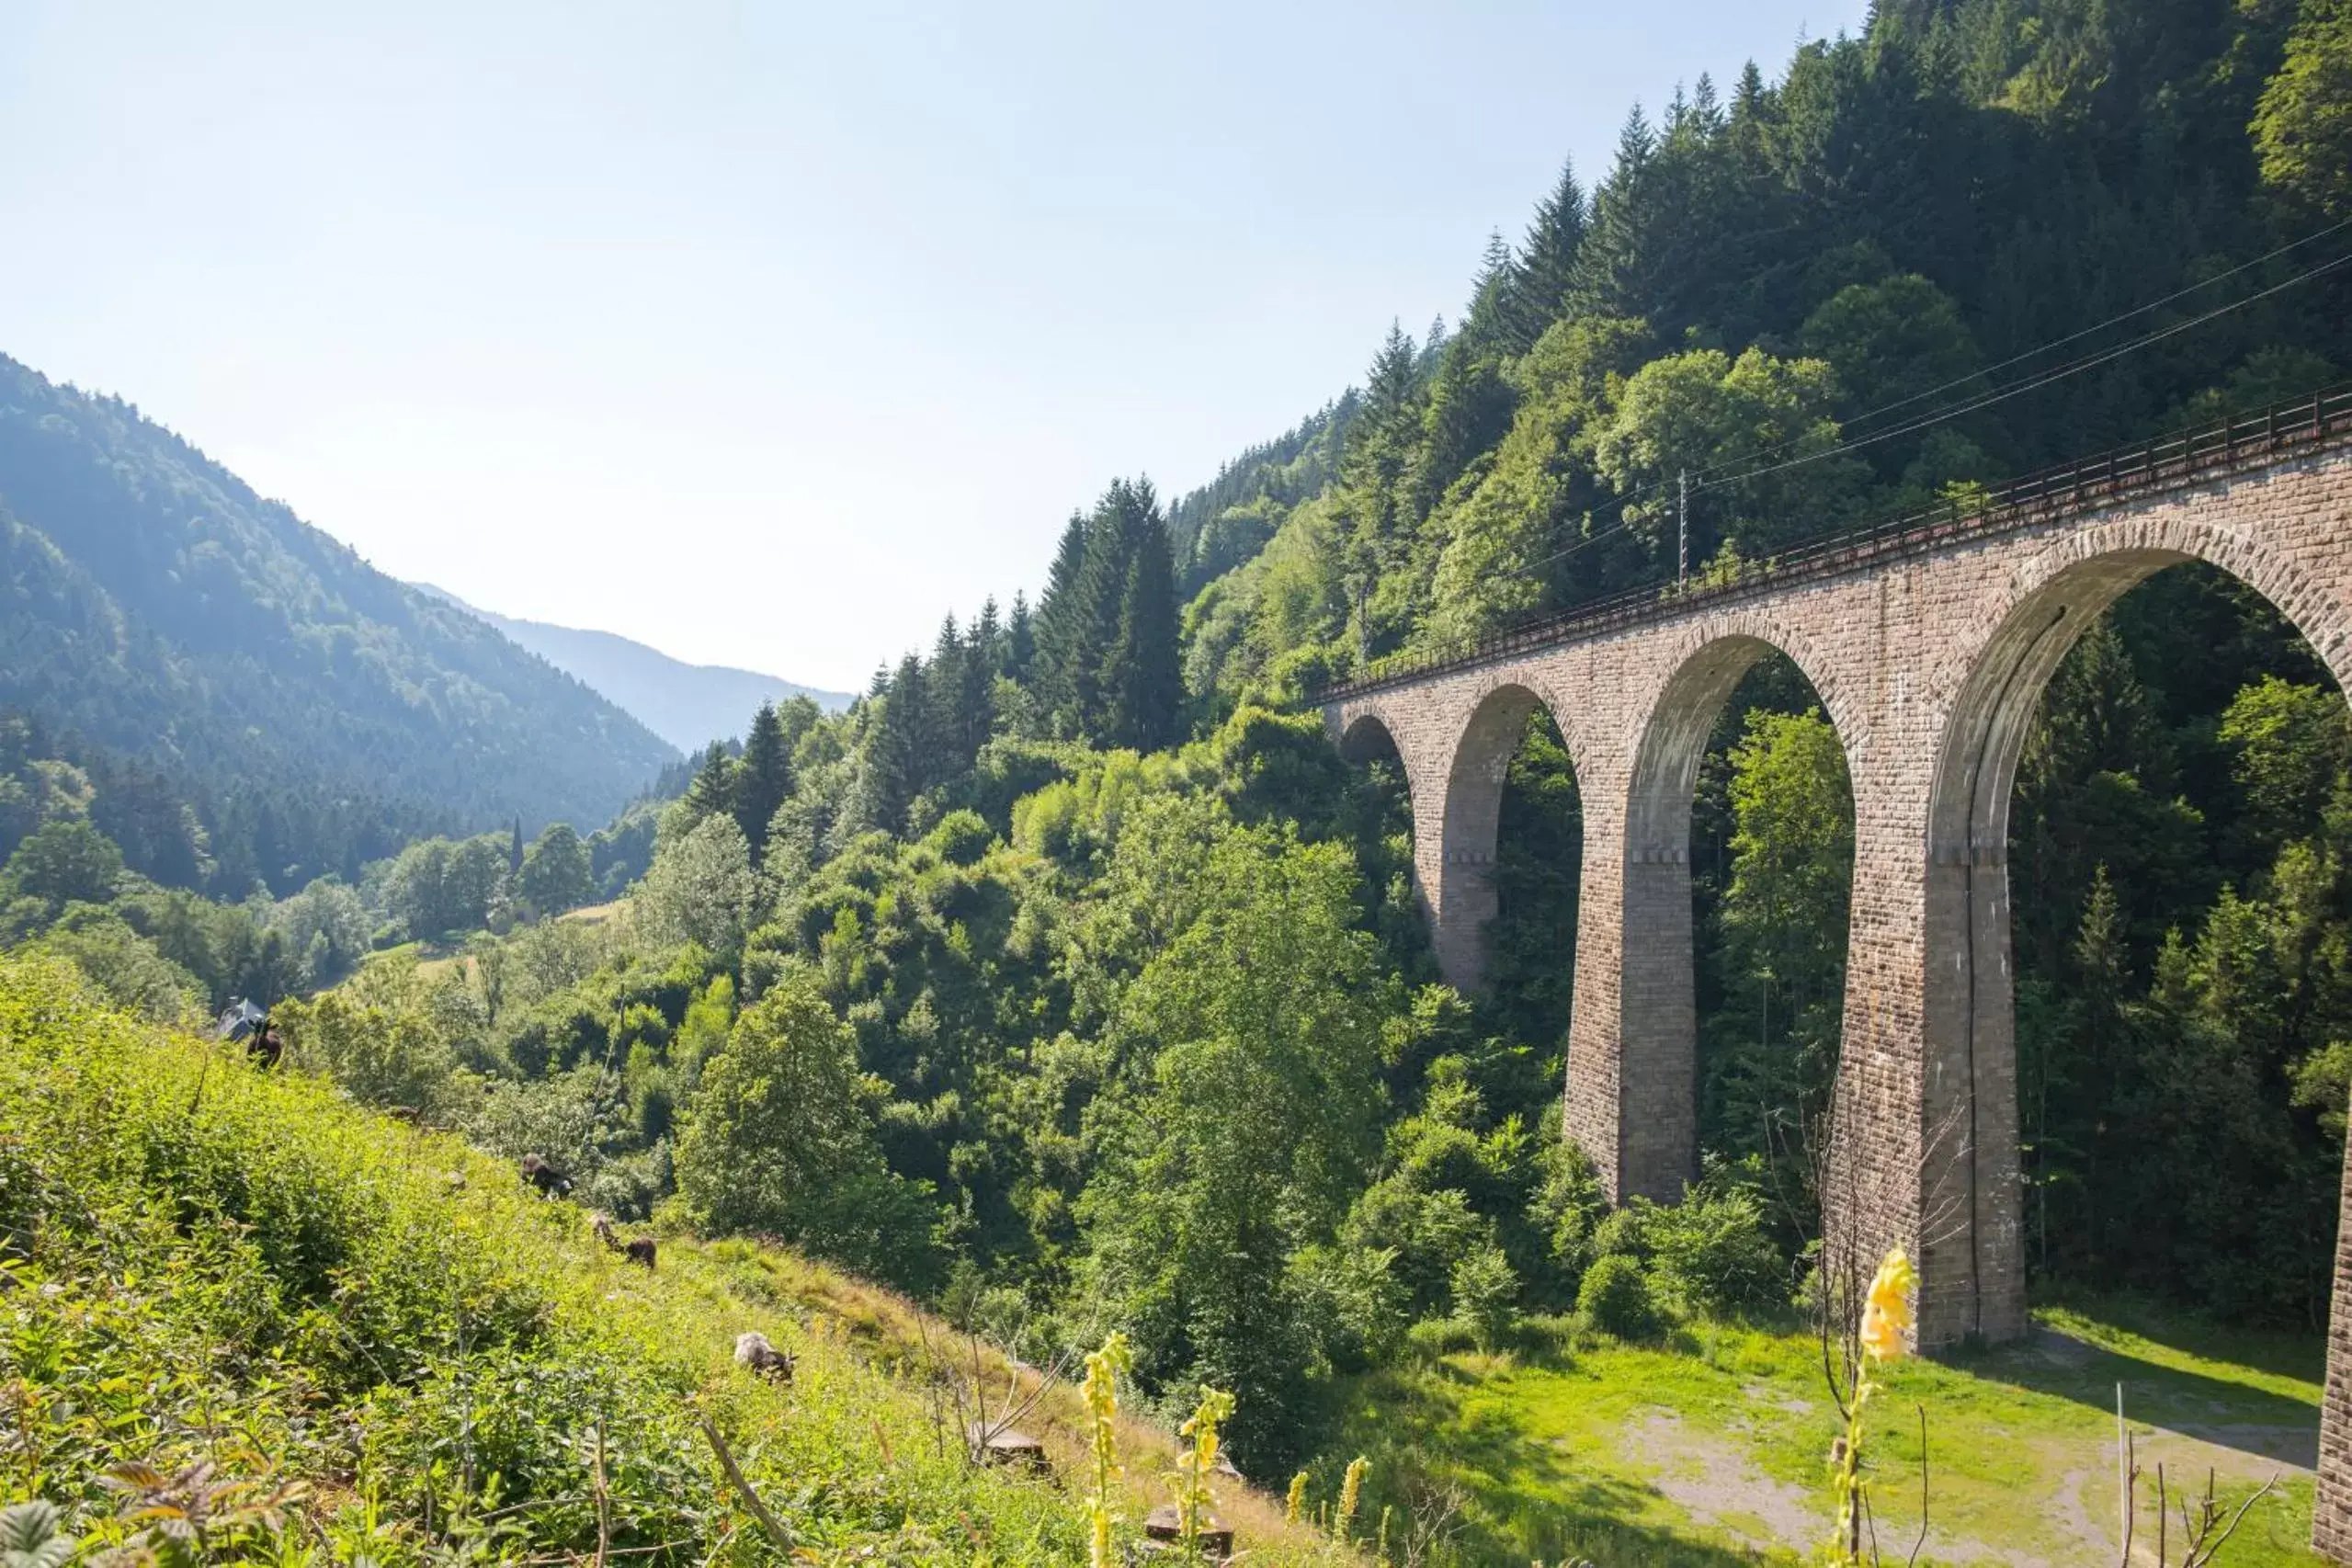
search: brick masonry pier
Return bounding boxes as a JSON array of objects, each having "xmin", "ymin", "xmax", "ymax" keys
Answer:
[{"xmin": 1317, "ymin": 400, "xmax": 2352, "ymax": 1557}]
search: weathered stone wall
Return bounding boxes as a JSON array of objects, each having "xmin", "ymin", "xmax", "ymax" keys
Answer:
[{"xmin": 1325, "ymin": 449, "xmax": 2352, "ymax": 1557}]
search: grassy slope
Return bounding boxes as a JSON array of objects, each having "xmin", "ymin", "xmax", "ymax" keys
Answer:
[
  {"xmin": 1330, "ymin": 1304, "xmax": 2324, "ymax": 1568},
  {"xmin": 0, "ymin": 952, "xmax": 1327, "ymax": 1565}
]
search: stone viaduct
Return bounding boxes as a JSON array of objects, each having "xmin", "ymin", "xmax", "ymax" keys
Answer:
[{"xmin": 1316, "ymin": 399, "xmax": 2352, "ymax": 1556}]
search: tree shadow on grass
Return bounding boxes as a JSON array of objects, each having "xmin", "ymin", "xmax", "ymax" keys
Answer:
[
  {"xmin": 1341, "ymin": 1355, "xmax": 1788, "ymax": 1568},
  {"xmin": 1947, "ymin": 1297, "xmax": 2321, "ymax": 1470}
]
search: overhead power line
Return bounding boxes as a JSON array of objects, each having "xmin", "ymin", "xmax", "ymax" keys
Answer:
[
  {"xmin": 1680, "ymin": 211, "xmax": 2352, "ymax": 488},
  {"xmin": 1718, "ymin": 246, "xmax": 2352, "ymax": 488},
  {"xmin": 1492, "ymin": 240, "xmax": 2352, "ymax": 587}
]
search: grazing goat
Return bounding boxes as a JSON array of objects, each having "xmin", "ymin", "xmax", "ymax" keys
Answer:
[
  {"xmin": 585, "ymin": 1210, "xmax": 654, "ymax": 1267},
  {"xmin": 733, "ymin": 1331, "xmax": 793, "ymax": 1382},
  {"xmin": 518, "ymin": 1153, "xmax": 571, "ymax": 1197}
]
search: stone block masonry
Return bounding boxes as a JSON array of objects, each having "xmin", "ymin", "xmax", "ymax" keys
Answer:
[{"xmin": 1325, "ymin": 448, "xmax": 2352, "ymax": 1559}]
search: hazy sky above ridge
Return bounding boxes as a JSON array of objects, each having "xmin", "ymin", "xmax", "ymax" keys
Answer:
[{"xmin": 0, "ymin": 1, "xmax": 1863, "ymax": 691}]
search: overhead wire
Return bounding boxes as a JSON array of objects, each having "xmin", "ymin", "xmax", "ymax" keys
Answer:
[
  {"xmin": 1712, "ymin": 245, "xmax": 2352, "ymax": 486},
  {"xmin": 1486, "ymin": 238, "xmax": 2352, "ymax": 588},
  {"xmin": 1676, "ymin": 211, "xmax": 2352, "ymax": 489}
]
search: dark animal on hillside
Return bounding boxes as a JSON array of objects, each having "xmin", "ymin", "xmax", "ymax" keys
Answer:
[
  {"xmin": 519, "ymin": 1153, "xmax": 571, "ymax": 1197},
  {"xmin": 214, "ymin": 1000, "xmax": 280, "ymax": 1067},
  {"xmin": 588, "ymin": 1211, "xmax": 652, "ymax": 1267},
  {"xmin": 733, "ymin": 1330, "xmax": 793, "ymax": 1381}
]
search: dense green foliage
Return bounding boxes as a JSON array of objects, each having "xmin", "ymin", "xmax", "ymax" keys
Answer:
[
  {"xmin": 10, "ymin": 0, "xmax": 2352, "ymax": 1538},
  {"xmin": 0, "ymin": 951, "xmax": 1340, "ymax": 1566},
  {"xmin": 2005, "ymin": 574, "xmax": 2352, "ymax": 1322},
  {"xmin": 0, "ymin": 356, "xmax": 677, "ymax": 894},
  {"xmin": 1167, "ymin": 0, "xmax": 2348, "ymax": 704}
]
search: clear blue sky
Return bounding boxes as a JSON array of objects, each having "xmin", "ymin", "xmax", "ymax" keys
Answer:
[{"xmin": 1, "ymin": 1, "xmax": 1860, "ymax": 692}]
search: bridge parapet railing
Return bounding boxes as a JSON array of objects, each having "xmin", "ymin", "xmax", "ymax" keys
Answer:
[{"xmin": 1312, "ymin": 383, "xmax": 2352, "ymax": 706}]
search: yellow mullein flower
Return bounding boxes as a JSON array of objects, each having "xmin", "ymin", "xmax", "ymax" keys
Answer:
[
  {"xmin": 1083, "ymin": 1333, "xmax": 1132, "ymax": 1568},
  {"xmin": 1335, "ymin": 1455, "xmax": 1369, "ymax": 1543},
  {"xmin": 1858, "ymin": 1247, "xmax": 1918, "ymax": 1361}
]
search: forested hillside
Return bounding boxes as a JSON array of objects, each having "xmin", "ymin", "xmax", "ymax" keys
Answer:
[
  {"xmin": 12, "ymin": 2, "xmax": 2352, "ymax": 1555},
  {"xmin": 416, "ymin": 583, "xmax": 853, "ymax": 751},
  {"xmin": 1171, "ymin": 0, "xmax": 2352, "ymax": 697},
  {"xmin": 0, "ymin": 354, "xmax": 677, "ymax": 892}
]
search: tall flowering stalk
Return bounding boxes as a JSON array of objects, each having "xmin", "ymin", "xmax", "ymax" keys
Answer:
[
  {"xmin": 1831, "ymin": 1248, "xmax": 1917, "ymax": 1563},
  {"xmin": 1172, "ymin": 1387, "xmax": 1235, "ymax": 1551},
  {"xmin": 1084, "ymin": 1333, "xmax": 1133, "ymax": 1568},
  {"xmin": 1333, "ymin": 1455, "xmax": 1369, "ymax": 1545},
  {"xmin": 1285, "ymin": 1471, "xmax": 1309, "ymax": 1525}
]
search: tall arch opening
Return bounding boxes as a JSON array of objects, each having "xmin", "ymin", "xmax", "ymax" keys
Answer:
[
  {"xmin": 1335, "ymin": 712, "xmax": 1424, "ymax": 960},
  {"xmin": 1930, "ymin": 551, "xmax": 2352, "ymax": 1348},
  {"xmin": 1427, "ymin": 684, "xmax": 1559, "ymax": 995},
  {"xmin": 1604, "ymin": 634, "xmax": 1857, "ymax": 1219},
  {"xmin": 1687, "ymin": 654, "xmax": 1857, "ymax": 1246},
  {"xmin": 1479, "ymin": 705, "xmax": 1584, "ymax": 1121}
]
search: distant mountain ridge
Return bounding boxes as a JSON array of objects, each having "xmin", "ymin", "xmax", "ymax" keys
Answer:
[
  {"xmin": 414, "ymin": 585, "xmax": 852, "ymax": 752},
  {"xmin": 0, "ymin": 352, "xmax": 678, "ymax": 888}
]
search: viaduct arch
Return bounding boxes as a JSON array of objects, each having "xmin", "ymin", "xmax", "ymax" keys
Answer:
[{"xmin": 1321, "ymin": 424, "xmax": 2352, "ymax": 1558}]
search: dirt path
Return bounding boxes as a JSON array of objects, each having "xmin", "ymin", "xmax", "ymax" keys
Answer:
[
  {"xmin": 1616, "ymin": 1400, "xmax": 2305, "ymax": 1565},
  {"xmin": 1632, "ymin": 1409, "xmax": 1822, "ymax": 1552}
]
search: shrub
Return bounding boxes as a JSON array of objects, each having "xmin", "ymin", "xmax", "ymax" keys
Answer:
[
  {"xmin": 1449, "ymin": 1242, "xmax": 1520, "ymax": 1351},
  {"xmin": 1576, "ymin": 1253, "xmax": 1660, "ymax": 1340},
  {"xmin": 1644, "ymin": 1181, "xmax": 1786, "ymax": 1318},
  {"xmin": 275, "ymin": 990, "xmax": 464, "ymax": 1117},
  {"xmin": 1288, "ymin": 1242, "xmax": 1406, "ymax": 1369},
  {"xmin": 1528, "ymin": 1135, "xmax": 1608, "ymax": 1297},
  {"xmin": 30, "ymin": 914, "xmax": 203, "ymax": 1024},
  {"xmin": 673, "ymin": 971, "xmax": 941, "ymax": 1287},
  {"xmin": 924, "ymin": 809, "xmax": 994, "ymax": 867},
  {"xmin": 1590, "ymin": 1203, "xmax": 1653, "ymax": 1264},
  {"xmin": 1341, "ymin": 1180, "xmax": 1496, "ymax": 1315}
]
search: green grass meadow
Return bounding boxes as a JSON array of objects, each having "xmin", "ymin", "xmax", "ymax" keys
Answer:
[{"xmin": 1330, "ymin": 1301, "xmax": 2326, "ymax": 1568}]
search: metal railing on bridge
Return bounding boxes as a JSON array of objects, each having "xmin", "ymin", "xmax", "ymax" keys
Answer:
[{"xmin": 1310, "ymin": 383, "xmax": 2352, "ymax": 706}]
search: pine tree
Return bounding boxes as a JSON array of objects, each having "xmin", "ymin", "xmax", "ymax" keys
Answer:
[
  {"xmin": 1336, "ymin": 325, "xmax": 1425, "ymax": 621},
  {"xmin": 508, "ymin": 817, "xmax": 524, "ymax": 874},
  {"xmin": 733, "ymin": 702, "xmax": 795, "ymax": 858},
  {"xmin": 1063, "ymin": 479, "xmax": 1154, "ymax": 743},
  {"xmin": 850, "ymin": 653, "xmax": 926, "ymax": 836},
  {"xmin": 957, "ymin": 617, "xmax": 995, "ymax": 760},
  {"xmin": 927, "ymin": 613, "xmax": 968, "ymax": 777},
  {"xmin": 1418, "ymin": 313, "xmax": 1450, "ymax": 374},
  {"xmin": 1105, "ymin": 507, "xmax": 1183, "ymax": 752},
  {"xmin": 1412, "ymin": 333, "xmax": 1517, "ymax": 523},
  {"xmin": 683, "ymin": 744, "xmax": 736, "ymax": 826},
  {"xmin": 1032, "ymin": 514, "xmax": 1092, "ymax": 733},
  {"xmin": 1006, "ymin": 590, "xmax": 1036, "ymax": 679},
  {"xmin": 1564, "ymin": 106, "xmax": 1661, "ymax": 324},
  {"xmin": 1460, "ymin": 233, "xmax": 1519, "ymax": 354},
  {"xmin": 973, "ymin": 596, "xmax": 1005, "ymax": 674},
  {"xmin": 1506, "ymin": 158, "xmax": 1587, "ymax": 348}
]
